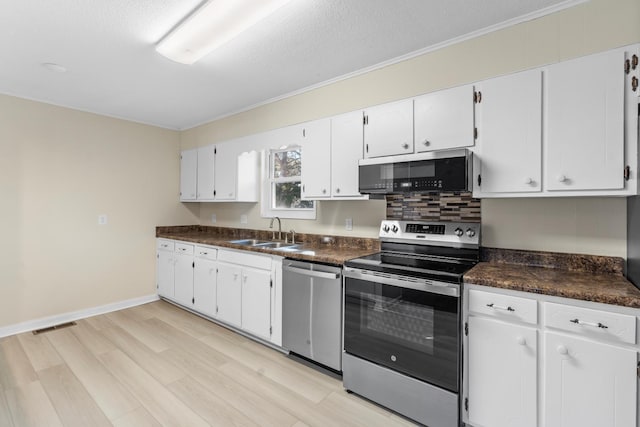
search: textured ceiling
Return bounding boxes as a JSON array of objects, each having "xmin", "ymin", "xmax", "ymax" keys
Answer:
[{"xmin": 0, "ymin": 0, "xmax": 581, "ymax": 130}]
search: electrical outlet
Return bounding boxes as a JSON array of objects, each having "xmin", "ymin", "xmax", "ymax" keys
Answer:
[
  {"xmin": 98, "ymin": 214, "xmax": 108, "ymax": 225},
  {"xmin": 345, "ymin": 218, "xmax": 353, "ymax": 231},
  {"xmin": 240, "ymin": 214, "xmax": 248, "ymax": 224},
  {"xmin": 211, "ymin": 214, "xmax": 216, "ymax": 223}
]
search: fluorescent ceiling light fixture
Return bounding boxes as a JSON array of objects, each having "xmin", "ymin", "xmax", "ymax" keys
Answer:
[{"xmin": 156, "ymin": 0, "xmax": 293, "ymax": 65}]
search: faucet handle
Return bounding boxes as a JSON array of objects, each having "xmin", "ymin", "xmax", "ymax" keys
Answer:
[{"xmin": 289, "ymin": 229, "xmax": 296, "ymax": 244}]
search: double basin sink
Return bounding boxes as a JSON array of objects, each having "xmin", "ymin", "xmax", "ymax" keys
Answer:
[{"xmin": 228, "ymin": 239, "xmax": 315, "ymax": 255}]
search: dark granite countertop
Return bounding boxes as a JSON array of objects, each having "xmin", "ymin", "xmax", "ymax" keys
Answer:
[
  {"xmin": 156, "ymin": 225, "xmax": 379, "ymax": 265},
  {"xmin": 464, "ymin": 248, "xmax": 640, "ymax": 309}
]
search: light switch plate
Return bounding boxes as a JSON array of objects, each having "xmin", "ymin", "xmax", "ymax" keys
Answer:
[
  {"xmin": 211, "ymin": 214, "xmax": 216, "ymax": 223},
  {"xmin": 98, "ymin": 214, "xmax": 108, "ymax": 225},
  {"xmin": 240, "ymin": 214, "xmax": 248, "ymax": 224},
  {"xmin": 345, "ymin": 218, "xmax": 353, "ymax": 231}
]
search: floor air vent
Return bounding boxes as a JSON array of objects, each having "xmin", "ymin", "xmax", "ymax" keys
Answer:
[{"xmin": 32, "ymin": 321, "xmax": 77, "ymax": 335}]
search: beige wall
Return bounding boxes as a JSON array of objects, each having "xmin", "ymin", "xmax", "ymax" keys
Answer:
[
  {"xmin": 0, "ymin": 94, "xmax": 199, "ymax": 329},
  {"xmin": 183, "ymin": 0, "xmax": 640, "ymax": 257}
]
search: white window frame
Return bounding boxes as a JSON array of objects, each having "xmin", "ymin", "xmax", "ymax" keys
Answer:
[{"xmin": 260, "ymin": 147, "xmax": 316, "ymax": 220}]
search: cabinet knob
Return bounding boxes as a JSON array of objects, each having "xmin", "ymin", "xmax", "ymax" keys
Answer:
[
  {"xmin": 557, "ymin": 345, "xmax": 569, "ymax": 355},
  {"xmin": 516, "ymin": 336, "xmax": 526, "ymax": 346},
  {"xmin": 322, "ymin": 189, "xmax": 326, "ymax": 194},
  {"xmin": 558, "ymin": 175, "xmax": 567, "ymax": 183},
  {"xmin": 233, "ymin": 273, "xmax": 238, "ymax": 280},
  {"xmin": 423, "ymin": 140, "xmax": 430, "ymax": 146},
  {"xmin": 336, "ymin": 188, "xmax": 340, "ymax": 193},
  {"xmin": 525, "ymin": 178, "xmax": 533, "ymax": 185},
  {"xmin": 402, "ymin": 143, "xmax": 410, "ymax": 150}
]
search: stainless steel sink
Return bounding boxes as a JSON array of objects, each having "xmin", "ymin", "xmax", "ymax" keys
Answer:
[
  {"xmin": 258, "ymin": 242, "xmax": 298, "ymax": 249},
  {"xmin": 228, "ymin": 239, "xmax": 271, "ymax": 246}
]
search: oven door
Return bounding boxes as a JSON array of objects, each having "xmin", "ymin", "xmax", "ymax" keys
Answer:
[{"xmin": 343, "ymin": 267, "xmax": 460, "ymax": 393}]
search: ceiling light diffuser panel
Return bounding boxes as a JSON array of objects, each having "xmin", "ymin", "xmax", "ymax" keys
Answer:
[{"xmin": 156, "ymin": 0, "xmax": 293, "ymax": 65}]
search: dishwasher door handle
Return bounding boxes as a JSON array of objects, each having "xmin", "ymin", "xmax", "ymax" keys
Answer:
[{"xmin": 283, "ymin": 265, "xmax": 340, "ymax": 280}]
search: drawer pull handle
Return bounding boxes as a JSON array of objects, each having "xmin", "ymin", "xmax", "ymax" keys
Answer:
[
  {"xmin": 486, "ymin": 303, "xmax": 515, "ymax": 312},
  {"xmin": 569, "ymin": 318, "xmax": 608, "ymax": 329}
]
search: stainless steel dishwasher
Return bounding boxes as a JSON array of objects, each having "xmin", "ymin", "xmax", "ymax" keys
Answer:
[{"xmin": 282, "ymin": 259, "xmax": 343, "ymax": 372}]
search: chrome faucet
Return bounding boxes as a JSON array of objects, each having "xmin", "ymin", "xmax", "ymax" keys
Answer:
[{"xmin": 269, "ymin": 217, "xmax": 282, "ymax": 240}]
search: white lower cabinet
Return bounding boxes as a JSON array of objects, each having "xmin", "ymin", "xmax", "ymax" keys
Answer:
[
  {"xmin": 193, "ymin": 246, "xmax": 217, "ymax": 317},
  {"xmin": 467, "ymin": 316, "xmax": 537, "ymax": 427},
  {"xmin": 544, "ymin": 331, "xmax": 637, "ymax": 427},
  {"xmin": 464, "ymin": 285, "xmax": 639, "ymax": 427},
  {"xmin": 156, "ymin": 239, "xmax": 281, "ymax": 346},
  {"xmin": 240, "ymin": 267, "xmax": 272, "ymax": 340},
  {"xmin": 216, "ymin": 262, "xmax": 243, "ymax": 327}
]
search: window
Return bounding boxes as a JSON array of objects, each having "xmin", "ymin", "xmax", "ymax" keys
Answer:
[{"xmin": 261, "ymin": 147, "xmax": 316, "ymax": 219}]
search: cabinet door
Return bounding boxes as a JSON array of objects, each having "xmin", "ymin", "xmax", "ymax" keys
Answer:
[
  {"xmin": 467, "ymin": 316, "xmax": 537, "ymax": 427},
  {"xmin": 193, "ymin": 258, "xmax": 217, "ymax": 317},
  {"xmin": 331, "ymin": 111, "xmax": 365, "ymax": 197},
  {"xmin": 241, "ymin": 267, "xmax": 272, "ymax": 340},
  {"xmin": 173, "ymin": 252, "xmax": 194, "ymax": 307},
  {"xmin": 414, "ymin": 84, "xmax": 475, "ymax": 152},
  {"xmin": 300, "ymin": 118, "xmax": 332, "ymax": 199},
  {"xmin": 545, "ymin": 49, "xmax": 625, "ymax": 191},
  {"xmin": 216, "ymin": 263, "xmax": 242, "ymax": 327},
  {"xmin": 475, "ymin": 70, "xmax": 542, "ymax": 194},
  {"xmin": 179, "ymin": 149, "xmax": 197, "ymax": 201},
  {"xmin": 363, "ymin": 99, "xmax": 413, "ymax": 158},
  {"xmin": 156, "ymin": 251, "xmax": 174, "ymax": 298},
  {"xmin": 196, "ymin": 145, "xmax": 215, "ymax": 200},
  {"xmin": 214, "ymin": 144, "xmax": 236, "ymax": 200},
  {"xmin": 544, "ymin": 331, "xmax": 637, "ymax": 427}
]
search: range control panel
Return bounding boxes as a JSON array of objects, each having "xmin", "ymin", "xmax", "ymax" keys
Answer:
[{"xmin": 379, "ymin": 220, "xmax": 480, "ymax": 247}]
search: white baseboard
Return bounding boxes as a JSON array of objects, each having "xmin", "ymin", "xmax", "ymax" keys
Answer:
[{"xmin": 0, "ymin": 294, "xmax": 160, "ymax": 338}]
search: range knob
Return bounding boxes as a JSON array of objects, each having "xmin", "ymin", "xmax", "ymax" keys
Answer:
[
  {"xmin": 391, "ymin": 225, "xmax": 399, "ymax": 233},
  {"xmin": 454, "ymin": 227, "xmax": 464, "ymax": 237},
  {"xmin": 383, "ymin": 224, "xmax": 390, "ymax": 233},
  {"xmin": 466, "ymin": 228, "xmax": 476, "ymax": 238}
]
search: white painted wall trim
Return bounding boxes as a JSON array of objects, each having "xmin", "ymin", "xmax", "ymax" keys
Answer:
[{"xmin": 0, "ymin": 294, "xmax": 160, "ymax": 339}]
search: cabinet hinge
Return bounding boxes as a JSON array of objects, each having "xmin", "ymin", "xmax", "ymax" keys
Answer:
[
  {"xmin": 474, "ymin": 127, "xmax": 478, "ymax": 139},
  {"xmin": 365, "ymin": 144, "xmax": 369, "ymax": 154},
  {"xmin": 624, "ymin": 165, "xmax": 631, "ymax": 181},
  {"xmin": 303, "ymin": 128, "xmax": 306, "ymax": 137},
  {"xmin": 464, "ymin": 397, "xmax": 469, "ymax": 412},
  {"xmin": 216, "ymin": 306, "xmax": 219, "ymax": 313},
  {"xmin": 157, "ymin": 254, "xmax": 159, "ymax": 259},
  {"xmin": 632, "ymin": 76, "xmax": 638, "ymax": 92},
  {"xmin": 213, "ymin": 190, "xmax": 216, "ymax": 196},
  {"xmin": 474, "ymin": 91, "xmax": 482, "ymax": 103},
  {"xmin": 464, "ymin": 322, "xmax": 469, "ymax": 336},
  {"xmin": 625, "ymin": 59, "xmax": 631, "ymax": 74},
  {"xmin": 192, "ymin": 261, "xmax": 195, "ymax": 268},
  {"xmin": 633, "ymin": 54, "xmax": 639, "ymax": 70},
  {"xmin": 270, "ymin": 279, "xmax": 273, "ymax": 288},
  {"xmin": 214, "ymin": 147, "xmax": 217, "ymax": 155},
  {"xmin": 363, "ymin": 115, "xmax": 369, "ymax": 125},
  {"xmin": 270, "ymin": 326, "xmax": 273, "ymax": 335},
  {"xmin": 477, "ymin": 175, "xmax": 482, "ymax": 187},
  {"xmin": 192, "ymin": 297, "xmax": 194, "ymax": 304},
  {"xmin": 180, "ymin": 155, "xmax": 183, "ymax": 160}
]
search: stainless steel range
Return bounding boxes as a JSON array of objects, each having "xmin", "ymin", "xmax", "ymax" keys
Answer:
[{"xmin": 343, "ymin": 220, "xmax": 480, "ymax": 427}]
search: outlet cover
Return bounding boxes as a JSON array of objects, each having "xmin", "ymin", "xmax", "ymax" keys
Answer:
[
  {"xmin": 345, "ymin": 218, "xmax": 353, "ymax": 231},
  {"xmin": 240, "ymin": 214, "xmax": 248, "ymax": 224},
  {"xmin": 98, "ymin": 214, "xmax": 108, "ymax": 225},
  {"xmin": 211, "ymin": 214, "xmax": 217, "ymax": 223}
]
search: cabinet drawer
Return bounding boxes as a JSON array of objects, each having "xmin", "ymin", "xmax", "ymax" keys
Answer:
[
  {"xmin": 544, "ymin": 302, "xmax": 636, "ymax": 345},
  {"xmin": 218, "ymin": 249, "xmax": 272, "ymax": 270},
  {"xmin": 469, "ymin": 289, "xmax": 538, "ymax": 325},
  {"xmin": 174, "ymin": 243, "xmax": 194, "ymax": 255},
  {"xmin": 156, "ymin": 239, "xmax": 175, "ymax": 251},
  {"xmin": 195, "ymin": 245, "xmax": 217, "ymax": 261}
]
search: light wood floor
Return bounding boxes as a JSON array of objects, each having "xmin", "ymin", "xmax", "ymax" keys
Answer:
[{"xmin": 0, "ymin": 300, "xmax": 418, "ymax": 426}]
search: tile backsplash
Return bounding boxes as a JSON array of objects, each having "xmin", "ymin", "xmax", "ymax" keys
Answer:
[{"xmin": 386, "ymin": 192, "xmax": 481, "ymax": 222}]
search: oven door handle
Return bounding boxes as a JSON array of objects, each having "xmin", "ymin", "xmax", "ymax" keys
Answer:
[
  {"xmin": 343, "ymin": 267, "xmax": 459, "ymax": 298},
  {"xmin": 283, "ymin": 265, "xmax": 340, "ymax": 280}
]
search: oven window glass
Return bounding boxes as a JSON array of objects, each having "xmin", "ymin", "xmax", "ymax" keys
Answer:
[{"xmin": 344, "ymin": 276, "xmax": 460, "ymax": 392}]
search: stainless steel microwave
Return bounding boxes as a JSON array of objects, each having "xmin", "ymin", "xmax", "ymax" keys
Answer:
[{"xmin": 358, "ymin": 149, "xmax": 472, "ymax": 194}]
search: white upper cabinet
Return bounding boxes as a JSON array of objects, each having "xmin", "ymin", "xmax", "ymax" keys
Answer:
[
  {"xmin": 545, "ymin": 49, "xmax": 626, "ymax": 192},
  {"xmin": 414, "ymin": 84, "xmax": 475, "ymax": 152},
  {"xmin": 179, "ymin": 148, "xmax": 197, "ymax": 201},
  {"xmin": 300, "ymin": 118, "xmax": 332, "ymax": 199},
  {"xmin": 236, "ymin": 150, "xmax": 260, "ymax": 202},
  {"xmin": 213, "ymin": 143, "xmax": 237, "ymax": 200},
  {"xmin": 363, "ymin": 99, "xmax": 414, "ymax": 158},
  {"xmin": 331, "ymin": 111, "xmax": 366, "ymax": 198},
  {"xmin": 474, "ymin": 69, "xmax": 542, "ymax": 195},
  {"xmin": 196, "ymin": 145, "xmax": 215, "ymax": 201}
]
